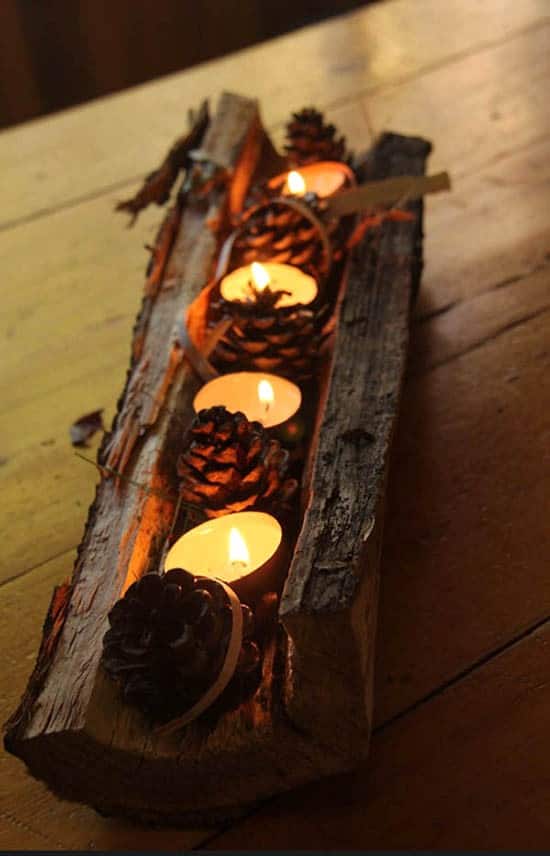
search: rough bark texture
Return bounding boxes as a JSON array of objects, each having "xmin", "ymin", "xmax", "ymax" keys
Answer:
[
  {"xmin": 281, "ymin": 134, "xmax": 430, "ymax": 756},
  {"xmin": 5, "ymin": 90, "xmax": 262, "ymax": 755},
  {"xmin": 4, "ymin": 99, "xmax": 430, "ymax": 824}
]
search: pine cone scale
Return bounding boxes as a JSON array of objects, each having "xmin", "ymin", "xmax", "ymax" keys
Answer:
[
  {"xmin": 102, "ymin": 570, "xmax": 262, "ymax": 724},
  {"xmin": 177, "ymin": 406, "xmax": 296, "ymax": 519},
  {"xmin": 284, "ymin": 108, "xmax": 346, "ymax": 166},
  {"xmin": 211, "ymin": 284, "xmax": 327, "ymax": 381}
]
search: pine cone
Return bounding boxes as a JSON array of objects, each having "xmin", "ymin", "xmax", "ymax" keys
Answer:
[
  {"xmin": 210, "ymin": 287, "xmax": 329, "ymax": 381},
  {"xmin": 231, "ymin": 198, "xmax": 334, "ymax": 279},
  {"xmin": 102, "ymin": 569, "xmax": 260, "ymax": 724},
  {"xmin": 285, "ymin": 108, "xmax": 346, "ymax": 166},
  {"xmin": 178, "ymin": 406, "xmax": 297, "ymax": 518}
]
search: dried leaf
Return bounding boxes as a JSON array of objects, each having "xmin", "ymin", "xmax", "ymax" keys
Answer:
[
  {"xmin": 116, "ymin": 100, "xmax": 209, "ymax": 224},
  {"xmin": 70, "ymin": 409, "xmax": 105, "ymax": 447}
]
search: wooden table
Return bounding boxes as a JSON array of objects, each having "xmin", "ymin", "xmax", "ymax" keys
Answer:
[{"xmin": 2, "ymin": 0, "xmax": 549, "ymax": 849}]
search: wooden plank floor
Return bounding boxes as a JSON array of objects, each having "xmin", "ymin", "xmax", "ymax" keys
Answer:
[{"xmin": 1, "ymin": 0, "xmax": 549, "ymax": 849}]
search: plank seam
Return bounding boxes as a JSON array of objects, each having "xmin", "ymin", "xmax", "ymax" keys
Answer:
[
  {"xmin": 363, "ymin": 16, "xmax": 550, "ymax": 138},
  {"xmin": 411, "ymin": 303, "xmax": 550, "ymax": 377},
  {"xmin": 0, "ymin": 174, "xmax": 146, "ymax": 234},
  {"xmin": 0, "ymin": 545, "xmax": 76, "ymax": 591},
  {"xmin": 197, "ymin": 609, "xmax": 550, "ymax": 848},
  {"xmin": 374, "ymin": 610, "xmax": 550, "ymax": 735},
  {"xmin": 0, "ymin": 807, "xmax": 64, "ymax": 849},
  {"xmin": 416, "ymin": 252, "xmax": 550, "ymax": 324},
  {"xmin": 1, "ymin": 16, "xmax": 548, "ymax": 234}
]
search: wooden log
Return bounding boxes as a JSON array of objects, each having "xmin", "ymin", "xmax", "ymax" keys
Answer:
[{"xmin": 4, "ymin": 92, "xmax": 430, "ymax": 824}]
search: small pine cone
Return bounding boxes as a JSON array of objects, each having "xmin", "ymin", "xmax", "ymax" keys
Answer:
[
  {"xmin": 178, "ymin": 406, "xmax": 297, "ymax": 518},
  {"xmin": 102, "ymin": 569, "xmax": 260, "ymax": 724},
  {"xmin": 231, "ymin": 199, "xmax": 336, "ymax": 279},
  {"xmin": 285, "ymin": 108, "xmax": 346, "ymax": 166},
  {"xmin": 211, "ymin": 288, "xmax": 329, "ymax": 382}
]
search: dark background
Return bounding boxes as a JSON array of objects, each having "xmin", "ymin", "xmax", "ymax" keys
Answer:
[{"xmin": 0, "ymin": 0, "xmax": 371, "ymax": 129}]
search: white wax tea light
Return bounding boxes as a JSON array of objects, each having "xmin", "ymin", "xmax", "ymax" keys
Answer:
[
  {"xmin": 193, "ymin": 372, "xmax": 301, "ymax": 429},
  {"xmin": 220, "ymin": 261, "xmax": 318, "ymax": 308},
  {"xmin": 164, "ymin": 511, "xmax": 282, "ymax": 584},
  {"xmin": 269, "ymin": 162, "xmax": 355, "ymax": 199},
  {"xmin": 258, "ymin": 379, "xmax": 274, "ymax": 414},
  {"xmin": 286, "ymin": 170, "xmax": 307, "ymax": 195},
  {"xmin": 228, "ymin": 526, "xmax": 250, "ymax": 572},
  {"xmin": 250, "ymin": 261, "xmax": 270, "ymax": 291}
]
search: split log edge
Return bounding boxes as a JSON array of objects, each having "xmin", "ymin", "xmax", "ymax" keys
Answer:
[{"xmin": 4, "ymin": 92, "xmax": 430, "ymax": 825}]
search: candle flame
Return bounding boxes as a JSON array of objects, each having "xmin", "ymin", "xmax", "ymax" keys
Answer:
[
  {"xmin": 258, "ymin": 379, "xmax": 275, "ymax": 409},
  {"xmin": 251, "ymin": 261, "xmax": 271, "ymax": 292},
  {"xmin": 229, "ymin": 527, "xmax": 250, "ymax": 567},
  {"xmin": 286, "ymin": 170, "xmax": 306, "ymax": 195}
]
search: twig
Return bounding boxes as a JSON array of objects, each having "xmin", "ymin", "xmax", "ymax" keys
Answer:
[{"xmin": 74, "ymin": 451, "xmax": 201, "ymax": 511}]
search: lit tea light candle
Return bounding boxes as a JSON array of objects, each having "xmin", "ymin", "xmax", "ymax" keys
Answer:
[
  {"xmin": 228, "ymin": 526, "xmax": 250, "ymax": 577},
  {"xmin": 164, "ymin": 511, "xmax": 282, "ymax": 585},
  {"xmin": 257, "ymin": 378, "xmax": 274, "ymax": 416},
  {"xmin": 220, "ymin": 261, "xmax": 318, "ymax": 308},
  {"xmin": 193, "ymin": 371, "xmax": 301, "ymax": 429},
  {"xmin": 286, "ymin": 170, "xmax": 307, "ymax": 195},
  {"xmin": 269, "ymin": 161, "xmax": 355, "ymax": 199}
]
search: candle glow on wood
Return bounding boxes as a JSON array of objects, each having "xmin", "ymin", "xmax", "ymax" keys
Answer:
[
  {"xmin": 220, "ymin": 261, "xmax": 318, "ymax": 308},
  {"xmin": 164, "ymin": 511, "xmax": 282, "ymax": 584},
  {"xmin": 193, "ymin": 372, "xmax": 301, "ymax": 428}
]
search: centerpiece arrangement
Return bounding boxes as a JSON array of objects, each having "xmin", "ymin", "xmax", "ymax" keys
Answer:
[{"xmin": 5, "ymin": 92, "xmax": 448, "ymax": 825}]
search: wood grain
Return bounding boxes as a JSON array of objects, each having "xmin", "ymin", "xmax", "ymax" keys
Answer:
[
  {"xmin": 0, "ymin": 0, "xmax": 547, "ymax": 226},
  {"xmin": 376, "ymin": 302, "xmax": 550, "ymax": 725},
  {"xmin": 409, "ymin": 263, "xmax": 550, "ymax": 374},
  {"xmin": 419, "ymin": 134, "xmax": 550, "ymax": 316},
  {"xmin": 362, "ymin": 21, "xmax": 550, "ymax": 316},
  {"xmin": 207, "ymin": 619, "xmax": 550, "ymax": 850},
  {"xmin": 366, "ymin": 22, "xmax": 550, "ymax": 182}
]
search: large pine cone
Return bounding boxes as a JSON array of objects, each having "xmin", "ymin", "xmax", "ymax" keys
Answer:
[
  {"xmin": 285, "ymin": 108, "xmax": 346, "ymax": 166},
  {"xmin": 178, "ymin": 406, "xmax": 297, "ymax": 518},
  {"xmin": 231, "ymin": 198, "xmax": 335, "ymax": 279},
  {"xmin": 102, "ymin": 569, "xmax": 260, "ymax": 724},
  {"xmin": 210, "ymin": 288, "xmax": 329, "ymax": 381}
]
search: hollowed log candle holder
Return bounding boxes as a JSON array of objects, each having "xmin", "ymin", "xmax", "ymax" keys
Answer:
[{"xmin": 5, "ymin": 92, "xmax": 431, "ymax": 826}]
